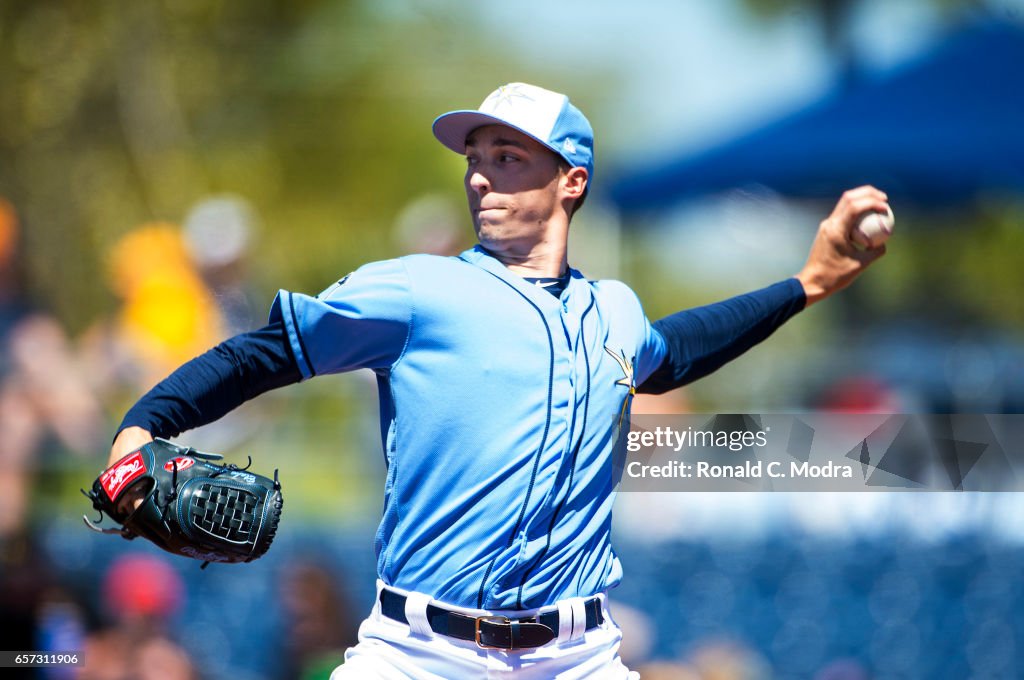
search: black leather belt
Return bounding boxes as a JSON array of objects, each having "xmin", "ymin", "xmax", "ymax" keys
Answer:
[{"xmin": 379, "ymin": 588, "xmax": 603, "ymax": 650}]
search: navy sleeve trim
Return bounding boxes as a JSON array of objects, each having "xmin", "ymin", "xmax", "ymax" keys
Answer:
[
  {"xmin": 286, "ymin": 291, "xmax": 316, "ymax": 378},
  {"xmin": 637, "ymin": 278, "xmax": 806, "ymax": 395},
  {"xmin": 117, "ymin": 320, "xmax": 302, "ymax": 439}
]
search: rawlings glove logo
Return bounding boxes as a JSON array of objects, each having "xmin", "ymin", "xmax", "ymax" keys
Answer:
[
  {"xmin": 100, "ymin": 452, "xmax": 147, "ymax": 501},
  {"xmin": 164, "ymin": 456, "xmax": 195, "ymax": 472}
]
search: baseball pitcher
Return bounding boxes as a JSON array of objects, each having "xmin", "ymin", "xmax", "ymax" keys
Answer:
[{"xmin": 97, "ymin": 83, "xmax": 888, "ymax": 678}]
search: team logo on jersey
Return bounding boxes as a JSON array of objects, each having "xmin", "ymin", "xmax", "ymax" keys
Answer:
[
  {"xmin": 605, "ymin": 347, "xmax": 636, "ymax": 431},
  {"xmin": 605, "ymin": 347, "xmax": 636, "ymax": 394}
]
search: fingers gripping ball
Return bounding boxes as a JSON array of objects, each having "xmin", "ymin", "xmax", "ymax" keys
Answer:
[
  {"xmin": 83, "ymin": 439, "xmax": 283, "ymax": 567},
  {"xmin": 852, "ymin": 204, "xmax": 895, "ymax": 249}
]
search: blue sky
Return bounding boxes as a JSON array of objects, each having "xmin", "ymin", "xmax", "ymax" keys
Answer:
[{"xmin": 475, "ymin": 0, "xmax": 1021, "ymax": 161}]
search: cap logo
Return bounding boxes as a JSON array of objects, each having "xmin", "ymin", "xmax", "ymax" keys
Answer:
[
  {"xmin": 562, "ymin": 139, "xmax": 577, "ymax": 155},
  {"xmin": 483, "ymin": 84, "xmax": 537, "ymax": 114}
]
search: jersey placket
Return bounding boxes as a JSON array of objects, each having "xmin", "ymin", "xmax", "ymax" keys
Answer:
[
  {"xmin": 513, "ymin": 284, "xmax": 596, "ymax": 607},
  {"xmin": 463, "ymin": 260, "xmax": 572, "ymax": 609}
]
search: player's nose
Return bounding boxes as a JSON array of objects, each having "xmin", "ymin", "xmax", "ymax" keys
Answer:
[{"xmin": 467, "ymin": 169, "xmax": 490, "ymax": 196}]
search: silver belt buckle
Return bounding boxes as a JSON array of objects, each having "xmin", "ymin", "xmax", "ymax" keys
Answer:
[{"xmin": 474, "ymin": 615, "xmax": 512, "ymax": 649}]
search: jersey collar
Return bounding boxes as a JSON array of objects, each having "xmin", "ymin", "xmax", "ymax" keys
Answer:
[{"xmin": 458, "ymin": 245, "xmax": 592, "ymax": 312}]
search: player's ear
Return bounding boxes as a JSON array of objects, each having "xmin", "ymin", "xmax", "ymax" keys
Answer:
[{"xmin": 561, "ymin": 166, "xmax": 588, "ymax": 202}]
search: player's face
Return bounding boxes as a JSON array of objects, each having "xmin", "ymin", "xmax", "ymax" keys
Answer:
[{"xmin": 463, "ymin": 125, "xmax": 565, "ymax": 247}]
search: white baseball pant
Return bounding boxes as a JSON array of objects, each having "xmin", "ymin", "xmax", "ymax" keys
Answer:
[{"xmin": 330, "ymin": 580, "xmax": 639, "ymax": 679}]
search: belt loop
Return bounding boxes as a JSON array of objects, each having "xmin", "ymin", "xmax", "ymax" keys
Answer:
[
  {"xmin": 404, "ymin": 591, "xmax": 433, "ymax": 638},
  {"xmin": 372, "ymin": 580, "xmax": 386, "ymax": 621},
  {"xmin": 556, "ymin": 600, "xmax": 574, "ymax": 642},
  {"xmin": 569, "ymin": 597, "xmax": 588, "ymax": 641}
]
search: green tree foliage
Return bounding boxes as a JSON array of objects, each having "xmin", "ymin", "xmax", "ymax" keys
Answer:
[{"xmin": 0, "ymin": 0, "xmax": 527, "ymax": 331}]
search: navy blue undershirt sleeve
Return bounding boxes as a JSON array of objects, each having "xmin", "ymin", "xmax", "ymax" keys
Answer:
[
  {"xmin": 637, "ymin": 278, "xmax": 807, "ymax": 395},
  {"xmin": 117, "ymin": 320, "xmax": 302, "ymax": 439}
]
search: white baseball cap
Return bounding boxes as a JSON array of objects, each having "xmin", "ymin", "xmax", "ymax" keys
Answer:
[{"xmin": 432, "ymin": 82, "xmax": 595, "ymax": 182}]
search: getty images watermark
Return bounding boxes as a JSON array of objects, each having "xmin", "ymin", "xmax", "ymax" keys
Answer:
[{"xmin": 614, "ymin": 414, "xmax": 1024, "ymax": 492}]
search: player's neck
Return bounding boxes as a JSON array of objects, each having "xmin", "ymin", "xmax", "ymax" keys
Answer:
[
  {"xmin": 478, "ymin": 218, "xmax": 570, "ymax": 278},
  {"xmin": 482, "ymin": 240, "xmax": 568, "ymax": 279}
]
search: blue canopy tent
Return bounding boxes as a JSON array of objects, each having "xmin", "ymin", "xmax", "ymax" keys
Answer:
[{"xmin": 609, "ymin": 20, "xmax": 1024, "ymax": 212}]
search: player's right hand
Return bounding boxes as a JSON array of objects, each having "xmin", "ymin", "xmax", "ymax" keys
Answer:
[{"xmin": 796, "ymin": 185, "xmax": 889, "ymax": 307}]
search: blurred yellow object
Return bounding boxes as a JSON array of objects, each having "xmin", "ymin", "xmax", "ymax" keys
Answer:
[
  {"xmin": 108, "ymin": 223, "xmax": 191, "ymax": 298},
  {"xmin": 0, "ymin": 197, "xmax": 17, "ymax": 264},
  {"xmin": 107, "ymin": 223, "xmax": 224, "ymax": 374}
]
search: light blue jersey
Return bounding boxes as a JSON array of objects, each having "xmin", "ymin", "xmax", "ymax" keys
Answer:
[{"xmin": 270, "ymin": 246, "xmax": 666, "ymax": 610}]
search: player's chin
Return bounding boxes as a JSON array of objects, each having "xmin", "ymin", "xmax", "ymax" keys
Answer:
[{"xmin": 474, "ymin": 220, "xmax": 505, "ymax": 245}]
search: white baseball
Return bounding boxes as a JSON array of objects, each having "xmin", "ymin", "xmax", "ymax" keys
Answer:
[{"xmin": 852, "ymin": 204, "xmax": 895, "ymax": 249}]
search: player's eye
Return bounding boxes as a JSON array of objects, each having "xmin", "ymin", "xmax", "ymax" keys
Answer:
[{"xmin": 499, "ymin": 153, "xmax": 519, "ymax": 163}]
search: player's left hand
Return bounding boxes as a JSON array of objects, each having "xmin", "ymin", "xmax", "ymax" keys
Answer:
[
  {"xmin": 83, "ymin": 438, "xmax": 284, "ymax": 567},
  {"xmin": 796, "ymin": 185, "xmax": 889, "ymax": 306}
]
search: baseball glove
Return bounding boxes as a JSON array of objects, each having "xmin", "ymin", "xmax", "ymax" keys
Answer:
[{"xmin": 83, "ymin": 438, "xmax": 283, "ymax": 568}]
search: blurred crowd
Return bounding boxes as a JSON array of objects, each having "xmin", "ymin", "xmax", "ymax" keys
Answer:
[
  {"xmin": 0, "ymin": 193, "xmax": 326, "ymax": 680},
  {"xmin": 0, "ymin": 192, "xmax": 264, "ymax": 536}
]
